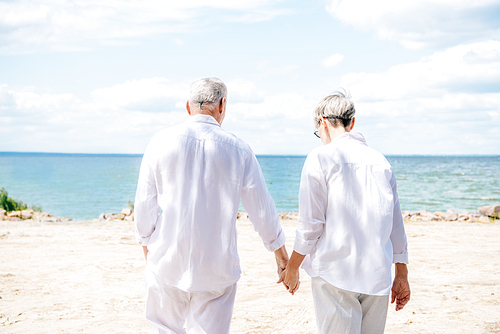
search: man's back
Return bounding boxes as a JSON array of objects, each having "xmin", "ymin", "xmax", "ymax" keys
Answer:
[{"xmin": 135, "ymin": 114, "xmax": 283, "ymax": 292}]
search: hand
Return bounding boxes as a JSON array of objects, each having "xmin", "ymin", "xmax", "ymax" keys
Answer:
[
  {"xmin": 277, "ymin": 250, "xmax": 305, "ymax": 295},
  {"xmin": 278, "ymin": 266, "xmax": 300, "ymax": 295},
  {"xmin": 142, "ymin": 246, "xmax": 148, "ymax": 262},
  {"xmin": 274, "ymin": 246, "xmax": 289, "ymax": 288},
  {"xmin": 391, "ymin": 263, "xmax": 410, "ymax": 311}
]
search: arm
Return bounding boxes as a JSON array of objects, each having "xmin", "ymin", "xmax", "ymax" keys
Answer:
[
  {"xmin": 281, "ymin": 153, "xmax": 327, "ymax": 294},
  {"xmin": 391, "ymin": 263, "xmax": 410, "ymax": 311},
  {"xmin": 389, "ymin": 171, "xmax": 410, "ymax": 310},
  {"xmin": 142, "ymin": 246, "xmax": 148, "ymax": 261},
  {"xmin": 390, "ymin": 171, "xmax": 409, "ymax": 264},
  {"xmin": 134, "ymin": 148, "xmax": 160, "ymax": 248},
  {"xmin": 274, "ymin": 245, "xmax": 289, "ymax": 282},
  {"xmin": 240, "ymin": 153, "xmax": 286, "ymax": 253}
]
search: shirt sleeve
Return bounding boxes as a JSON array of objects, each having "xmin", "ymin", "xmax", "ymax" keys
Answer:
[
  {"xmin": 293, "ymin": 153, "xmax": 328, "ymax": 255},
  {"xmin": 240, "ymin": 153, "xmax": 285, "ymax": 252},
  {"xmin": 134, "ymin": 148, "xmax": 160, "ymax": 246},
  {"xmin": 389, "ymin": 171, "xmax": 409, "ymax": 264}
]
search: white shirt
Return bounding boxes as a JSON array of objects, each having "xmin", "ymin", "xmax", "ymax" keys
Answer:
[
  {"xmin": 293, "ymin": 132, "xmax": 408, "ymax": 296},
  {"xmin": 135, "ymin": 114, "xmax": 285, "ymax": 293}
]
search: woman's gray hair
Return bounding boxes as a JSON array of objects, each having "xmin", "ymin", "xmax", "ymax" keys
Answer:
[
  {"xmin": 189, "ymin": 77, "xmax": 227, "ymax": 109},
  {"xmin": 313, "ymin": 88, "xmax": 355, "ymax": 128}
]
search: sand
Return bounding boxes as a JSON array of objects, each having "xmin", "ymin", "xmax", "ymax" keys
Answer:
[{"xmin": 1, "ymin": 218, "xmax": 500, "ymax": 333}]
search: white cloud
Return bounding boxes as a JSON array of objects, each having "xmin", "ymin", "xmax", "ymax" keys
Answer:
[
  {"xmin": 224, "ymin": 93, "xmax": 320, "ymax": 154},
  {"xmin": 92, "ymin": 77, "xmax": 188, "ymax": 112},
  {"xmin": 327, "ymin": 0, "xmax": 500, "ymax": 49},
  {"xmin": 336, "ymin": 40, "xmax": 500, "ymax": 154},
  {"xmin": 0, "ymin": 80, "xmax": 188, "ymax": 153},
  {"xmin": 322, "ymin": 53, "xmax": 344, "ymax": 67},
  {"xmin": 341, "ymin": 40, "xmax": 500, "ymax": 101},
  {"xmin": 2, "ymin": 53, "xmax": 500, "ymax": 156},
  {"xmin": 0, "ymin": 78, "xmax": 322, "ymax": 155},
  {"xmin": 225, "ymin": 80, "xmax": 265, "ymax": 103},
  {"xmin": 0, "ymin": 0, "xmax": 284, "ymax": 53}
]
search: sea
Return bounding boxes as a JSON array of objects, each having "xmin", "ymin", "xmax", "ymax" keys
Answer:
[{"xmin": 0, "ymin": 153, "xmax": 499, "ymax": 220}]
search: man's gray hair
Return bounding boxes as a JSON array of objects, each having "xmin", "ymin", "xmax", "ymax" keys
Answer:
[
  {"xmin": 189, "ymin": 77, "xmax": 227, "ymax": 109},
  {"xmin": 313, "ymin": 89, "xmax": 355, "ymax": 128}
]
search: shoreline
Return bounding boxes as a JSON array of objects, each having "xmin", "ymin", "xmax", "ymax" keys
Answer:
[
  {"xmin": 1, "ymin": 217, "xmax": 500, "ymax": 333},
  {"xmin": 3, "ymin": 207, "xmax": 499, "ymax": 224}
]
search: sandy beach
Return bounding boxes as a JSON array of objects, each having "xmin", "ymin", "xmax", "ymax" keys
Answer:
[{"xmin": 1, "ymin": 217, "xmax": 499, "ymax": 333}]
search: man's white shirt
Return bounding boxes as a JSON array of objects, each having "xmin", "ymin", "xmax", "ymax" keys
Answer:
[
  {"xmin": 134, "ymin": 114, "xmax": 285, "ymax": 293},
  {"xmin": 294, "ymin": 132, "xmax": 408, "ymax": 296}
]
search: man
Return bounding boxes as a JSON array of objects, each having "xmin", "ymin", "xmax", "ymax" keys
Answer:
[
  {"xmin": 134, "ymin": 77, "xmax": 288, "ymax": 334},
  {"xmin": 281, "ymin": 90, "xmax": 410, "ymax": 334}
]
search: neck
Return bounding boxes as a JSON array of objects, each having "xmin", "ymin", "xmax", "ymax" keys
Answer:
[
  {"xmin": 323, "ymin": 124, "xmax": 349, "ymax": 145},
  {"xmin": 186, "ymin": 99, "xmax": 226, "ymax": 125},
  {"xmin": 189, "ymin": 107, "xmax": 222, "ymax": 125}
]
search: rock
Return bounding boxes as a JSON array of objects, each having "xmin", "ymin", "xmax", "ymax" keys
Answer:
[
  {"xmin": 109, "ymin": 214, "xmax": 121, "ymax": 221},
  {"xmin": 7, "ymin": 211, "xmax": 21, "ymax": 218},
  {"xmin": 413, "ymin": 210, "xmax": 439, "ymax": 221},
  {"xmin": 8, "ymin": 217, "xmax": 21, "ymax": 221},
  {"xmin": 237, "ymin": 212, "xmax": 249, "ymax": 219},
  {"xmin": 121, "ymin": 208, "xmax": 133, "ymax": 216},
  {"xmin": 458, "ymin": 211, "xmax": 470, "ymax": 221},
  {"xmin": 99, "ymin": 213, "xmax": 113, "ymax": 220},
  {"xmin": 467, "ymin": 213, "xmax": 480, "ymax": 222},
  {"xmin": 478, "ymin": 216, "xmax": 492, "ymax": 223},
  {"xmin": 478, "ymin": 205, "xmax": 500, "ymax": 218},
  {"xmin": 21, "ymin": 209, "xmax": 33, "ymax": 220},
  {"xmin": 442, "ymin": 210, "xmax": 458, "ymax": 221},
  {"xmin": 0, "ymin": 209, "xmax": 6, "ymax": 217},
  {"xmin": 279, "ymin": 212, "xmax": 298, "ymax": 220},
  {"xmin": 124, "ymin": 212, "xmax": 134, "ymax": 221}
]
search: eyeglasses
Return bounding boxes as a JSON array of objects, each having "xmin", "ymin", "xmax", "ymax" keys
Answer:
[{"xmin": 313, "ymin": 130, "xmax": 320, "ymax": 138}]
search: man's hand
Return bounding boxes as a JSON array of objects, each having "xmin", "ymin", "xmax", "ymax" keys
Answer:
[
  {"xmin": 391, "ymin": 263, "xmax": 410, "ymax": 311},
  {"xmin": 274, "ymin": 246, "xmax": 289, "ymax": 287},
  {"xmin": 277, "ymin": 251, "xmax": 306, "ymax": 295},
  {"xmin": 142, "ymin": 246, "xmax": 148, "ymax": 262},
  {"xmin": 279, "ymin": 266, "xmax": 301, "ymax": 295}
]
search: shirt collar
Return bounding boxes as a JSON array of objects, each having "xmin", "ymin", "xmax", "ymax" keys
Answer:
[
  {"xmin": 185, "ymin": 114, "xmax": 221, "ymax": 127},
  {"xmin": 332, "ymin": 131, "xmax": 367, "ymax": 145}
]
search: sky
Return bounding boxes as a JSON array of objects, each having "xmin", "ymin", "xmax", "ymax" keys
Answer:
[{"xmin": 1, "ymin": 0, "xmax": 499, "ymax": 155}]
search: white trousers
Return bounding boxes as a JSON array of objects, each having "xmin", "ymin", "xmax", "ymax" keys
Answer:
[
  {"xmin": 311, "ymin": 277, "xmax": 389, "ymax": 334},
  {"xmin": 145, "ymin": 268, "xmax": 237, "ymax": 334}
]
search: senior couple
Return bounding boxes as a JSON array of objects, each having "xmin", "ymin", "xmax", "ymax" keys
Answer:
[{"xmin": 134, "ymin": 77, "xmax": 410, "ymax": 334}]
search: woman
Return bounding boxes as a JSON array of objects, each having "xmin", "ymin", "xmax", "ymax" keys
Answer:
[{"xmin": 280, "ymin": 90, "xmax": 410, "ymax": 334}]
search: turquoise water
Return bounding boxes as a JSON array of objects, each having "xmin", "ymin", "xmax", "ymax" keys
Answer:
[{"xmin": 0, "ymin": 153, "xmax": 499, "ymax": 220}]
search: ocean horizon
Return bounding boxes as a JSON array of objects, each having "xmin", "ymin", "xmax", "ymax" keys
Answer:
[{"xmin": 1, "ymin": 152, "xmax": 499, "ymax": 220}]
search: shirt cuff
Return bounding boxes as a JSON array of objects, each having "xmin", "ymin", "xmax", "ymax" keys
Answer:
[
  {"xmin": 293, "ymin": 237, "xmax": 316, "ymax": 255},
  {"xmin": 265, "ymin": 229, "xmax": 286, "ymax": 252},
  {"xmin": 393, "ymin": 253, "xmax": 409, "ymax": 264},
  {"xmin": 135, "ymin": 234, "xmax": 151, "ymax": 246}
]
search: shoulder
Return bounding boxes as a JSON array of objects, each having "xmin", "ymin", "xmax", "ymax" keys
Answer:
[
  {"xmin": 302, "ymin": 146, "xmax": 329, "ymax": 175},
  {"xmin": 209, "ymin": 126, "xmax": 254, "ymax": 156}
]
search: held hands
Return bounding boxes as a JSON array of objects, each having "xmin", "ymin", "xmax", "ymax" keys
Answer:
[
  {"xmin": 278, "ymin": 266, "xmax": 300, "ymax": 295},
  {"xmin": 276, "ymin": 250, "xmax": 306, "ymax": 295}
]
